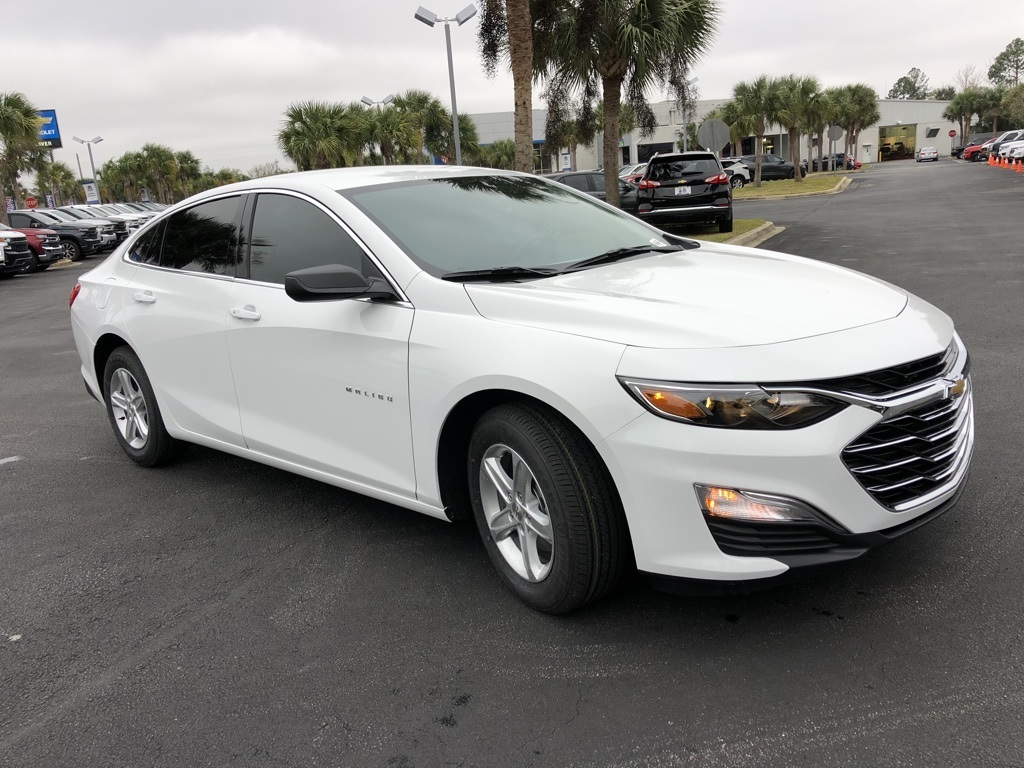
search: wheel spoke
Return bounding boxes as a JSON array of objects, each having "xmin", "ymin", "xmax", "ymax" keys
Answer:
[
  {"xmin": 521, "ymin": 526, "xmax": 545, "ymax": 581},
  {"xmin": 116, "ymin": 369, "xmax": 134, "ymax": 398},
  {"xmin": 482, "ymin": 455, "xmax": 513, "ymax": 501},
  {"xmin": 488, "ymin": 508, "xmax": 518, "ymax": 541},
  {"xmin": 522, "ymin": 500, "xmax": 552, "ymax": 543},
  {"xmin": 110, "ymin": 390, "xmax": 130, "ymax": 410},
  {"xmin": 512, "ymin": 454, "xmax": 531, "ymax": 500}
]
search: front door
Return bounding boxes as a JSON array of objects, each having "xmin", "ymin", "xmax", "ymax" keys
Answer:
[{"xmin": 224, "ymin": 192, "xmax": 416, "ymax": 496}]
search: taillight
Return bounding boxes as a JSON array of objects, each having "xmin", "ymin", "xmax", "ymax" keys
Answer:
[
  {"xmin": 69, "ymin": 283, "xmax": 81, "ymax": 307},
  {"xmin": 704, "ymin": 173, "xmax": 729, "ymax": 185},
  {"xmin": 637, "ymin": 179, "xmax": 661, "ymax": 190}
]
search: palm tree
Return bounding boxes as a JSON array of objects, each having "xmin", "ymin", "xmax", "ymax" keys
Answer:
[
  {"xmin": 46, "ymin": 161, "xmax": 80, "ymax": 205},
  {"xmin": 837, "ymin": 84, "xmax": 879, "ymax": 165},
  {"xmin": 480, "ymin": 0, "xmax": 561, "ymax": 172},
  {"xmin": 541, "ymin": 0, "xmax": 719, "ymax": 207},
  {"xmin": 393, "ymin": 90, "xmax": 449, "ymax": 163},
  {"xmin": 429, "ymin": 113, "xmax": 481, "ymax": 165},
  {"xmin": 732, "ymin": 75, "xmax": 782, "ymax": 186},
  {"xmin": 0, "ymin": 91, "xmax": 43, "ymax": 218},
  {"xmin": 278, "ymin": 101, "xmax": 358, "ymax": 171},
  {"xmin": 481, "ymin": 138, "xmax": 516, "ymax": 169},
  {"xmin": 365, "ymin": 105, "xmax": 417, "ymax": 165},
  {"xmin": 776, "ymin": 75, "xmax": 820, "ymax": 183},
  {"xmin": 174, "ymin": 150, "xmax": 202, "ymax": 199}
]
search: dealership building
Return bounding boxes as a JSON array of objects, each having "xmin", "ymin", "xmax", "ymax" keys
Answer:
[{"xmin": 471, "ymin": 98, "xmax": 961, "ymax": 171}]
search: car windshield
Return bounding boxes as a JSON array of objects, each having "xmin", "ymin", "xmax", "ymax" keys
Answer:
[
  {"xmin": 342, "ymin": 175, "xmax": 671, "ymax": 277},
  {"xmin": 45, "ymin": 210, "xmax": 78, "ymax": 221}
]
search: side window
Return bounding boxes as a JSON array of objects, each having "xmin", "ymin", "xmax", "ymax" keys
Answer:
[
  {"xmin": 9, "ymin": 213, "xmax": 29, "ymax": 227},
  {"xmin": 559, "ymin": 175, "xmax": 590, "ymax": 192},
  {"xmin": 591, "ymin": 174, "xmax": 606, "ymax": 192},
  {"xmin": 246, "ymin": 193, "xmax": 379, "ymax": 285},
  {"xmin": 127, "ymin": 221, "xmax": 165, "ymax": 264},
  {"xmin": 161, "ymin": 196, "xmax": 241, "ymax": 274}
]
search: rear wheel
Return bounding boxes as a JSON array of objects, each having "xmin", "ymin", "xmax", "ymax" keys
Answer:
[
  {"xmin": 102, "ymin": 347, "xmax": 186, "ymax": 467},
  {"xmin": 719, "ymin": 215, "xmax": 734, "ymax": 234},
  {"xmin": 468, "ymin": 402, "xmax": 629, "ymax": 614},
  {"xmin": 730, "ymin": 175, "xmax": 745, "ymax": 189}
]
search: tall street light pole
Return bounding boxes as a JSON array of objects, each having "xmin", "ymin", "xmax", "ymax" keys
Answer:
[
  {"xmin": 73, "ymin": 135, "xmax": 103, "ymax": 203},
  {"xmin": 361, "ymin": 94, "xmax": 395, "ymax": 165},
  {"xmin": 414, "ymin": 4, "xmax": 477, "ymax": 166}
]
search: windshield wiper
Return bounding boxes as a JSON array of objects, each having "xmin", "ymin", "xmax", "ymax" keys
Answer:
[
  {"xmin": 563, "ymin": 244, "xmax": 683, "ymax": 273},
  {"xmin": 441, "ymin": 266, "xmax": 562, "ymax": 283}
]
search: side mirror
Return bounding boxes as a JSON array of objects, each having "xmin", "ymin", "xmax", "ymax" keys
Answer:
[{"xmin": 285, "ymin": 264, "xmax": 397, "ymax": 303}]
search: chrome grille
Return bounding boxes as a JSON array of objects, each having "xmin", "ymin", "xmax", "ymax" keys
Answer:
[
  {"xmin": 842, "ymin": 385, "xmax": 973, "ymax": 511},
  {"xmin": 787, "ymin": 344, "xmax": 957, "ymax": 396},
  {"xmin": 5, "ymin": 239, "xmax": 30, "ymax": 255}
]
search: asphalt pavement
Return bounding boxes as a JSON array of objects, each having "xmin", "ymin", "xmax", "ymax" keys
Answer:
[{"xmin": 2, "ymin": 159, "xmax": 1023, "ymax": 767}]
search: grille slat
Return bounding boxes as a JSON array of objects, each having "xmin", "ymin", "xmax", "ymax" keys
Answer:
[
  {"xmin": 790, "ymin": 345, "xmax": 958, "ymax": 396},
  {"xmin": 843, "ymin": 388, "xmax": 972, "ymax": 510},
  {"xmin": 705, "ymin": 519, "xmax": 840, "ymax": 556}
]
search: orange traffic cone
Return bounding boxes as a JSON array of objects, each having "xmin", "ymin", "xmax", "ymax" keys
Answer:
[
  {"xmin": 988, "ymin": 153, "xmax": 996, "ymax": 166},
  {"xmin": 1016, "ymin": 159, "xmax": 1023, "ymax": 173},
  {"xmin": 1004, "ymin": 156, "xmax": 1011, "ymax": 168}
]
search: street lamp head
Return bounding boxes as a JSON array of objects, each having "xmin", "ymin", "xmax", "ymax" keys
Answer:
[
  {"xmin": 414, "ymin": 6, "xmax": 437, "ymax": 26},
  {"xmin": 92, "ymin": 136, "xmax": 103, "ymax": 144},
  {"xmin": 361, "ymin": 96, "xmax": 374, "ymax": 106},
  {"xmin": 455, "ymin": 4, "xmax": 477, "ymax": 25},
  {"xmin": 73, "ymin": 136, "xmax": 85, "ymax": 144},
  {"xmin": 383, "ymin": 94, "xmax": 395, "ymax": 105}
]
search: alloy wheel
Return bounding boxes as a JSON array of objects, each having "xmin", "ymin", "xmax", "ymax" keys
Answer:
[
  {"xmin": 109, "ymin": 367, "xmax": 150, "ymax": 449},
  {"xmin": 479, "ymin": 444, "xmax": 554, "ymax": 582}
]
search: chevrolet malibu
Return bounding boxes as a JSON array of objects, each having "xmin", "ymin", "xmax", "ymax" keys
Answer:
[{"xmin": 69, "ymin": 167, "xmax": 974, "ymax": 613}]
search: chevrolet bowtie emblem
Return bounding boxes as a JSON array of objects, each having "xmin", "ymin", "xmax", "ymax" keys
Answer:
[{"xmin": 943, "ymin": 375, "xmax": 966, "ymax": 400}]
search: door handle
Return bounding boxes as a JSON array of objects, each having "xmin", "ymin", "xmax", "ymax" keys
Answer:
[
  {"xmin": 132, "ymin": 291, "xmax": 156, "ymax": 304},
  {"xmin": 230, "ymin": 305, "xmax": 261, "ymax": 321}
]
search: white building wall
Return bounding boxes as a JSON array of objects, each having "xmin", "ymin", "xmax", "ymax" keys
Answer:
[{"xmin": 470, "ymin": 98, "xmax": 957, "ymax": 170}]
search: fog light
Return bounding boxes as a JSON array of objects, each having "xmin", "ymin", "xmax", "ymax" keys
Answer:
[{"xmin": 695, "ymin": 484, "xmax": 833, "ymax": 525}]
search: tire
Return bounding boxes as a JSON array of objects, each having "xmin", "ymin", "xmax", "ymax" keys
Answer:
[
  {"xmin": 719, "ymin": 216, "xmax": 734, "ymax": 234},
  {"xmin": 102, "ymin": 346, "xmax": 186, "ymax": 467},
  {"xmin": 730, "ymin": 175, "xmax": 745, "ymax": 189},
  {"xmin": 786, "ymin": 170, "xmax": 795, "ymax": 179},
  {"xmin": 21, "ymin": 254, "xmax": 41, "ymax": 274},
  {"xmin": 60, "ymin": 238, "xmax": 82, "ymax": 261},
  {"xmin": 467, "ymin": 402, "xmax": 629, "ymax": 614}
]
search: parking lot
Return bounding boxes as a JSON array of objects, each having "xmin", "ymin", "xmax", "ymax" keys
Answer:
[{"xmin": 1, "ymin": 159, "xmax": 1022, "ymax": 766}]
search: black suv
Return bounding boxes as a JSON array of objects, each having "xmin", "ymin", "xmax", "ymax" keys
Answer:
[
  {"xmin": 8, "ymin": 209, "xmax": 104, "ymax": 261},
  {"xmin": 740, "ymin": 153, "xmax": 807, "ymax": 180},
  {"xmin": 635, "ymin": 152, "xmax": 733, "ymax": 233}
]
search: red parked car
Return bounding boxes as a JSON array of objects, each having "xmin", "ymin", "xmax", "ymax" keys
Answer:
[
  {"xmin": 962, "ymin": 138, "xmax": 996, "ymax": 162},
  {"xmin": 3, "ymin": 222, "xmax": 65, "ymax": 272}
]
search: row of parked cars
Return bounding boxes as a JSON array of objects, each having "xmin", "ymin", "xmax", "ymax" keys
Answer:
[
  {"xmin": 955, "ymin": 129, "xmax": 1024, "ymax": 162},
  {"xmin": 0, "ymin": 202, "xmax": 166, "ymax": 279}
]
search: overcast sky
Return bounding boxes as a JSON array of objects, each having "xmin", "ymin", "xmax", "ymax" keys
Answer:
[{"xmin": 8, "ymin": 0, "xmax": 1023, "ymax": 174}]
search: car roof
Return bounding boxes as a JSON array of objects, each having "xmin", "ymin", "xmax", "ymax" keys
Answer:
[{"xmin": 648, "ymin": 152, "xmax": 716, "ymax": 161}]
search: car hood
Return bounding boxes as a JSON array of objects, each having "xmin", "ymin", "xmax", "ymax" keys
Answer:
[{"xmin": 464, "ymin": 242, "xmax": 909, "ymax": 349}]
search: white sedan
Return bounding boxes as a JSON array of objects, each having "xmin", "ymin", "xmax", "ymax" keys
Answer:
[
  {"xmin": 69, "ymin": 167, "xmax": 974, "ymax": 613},
  {"xmin": 916, "ymin": 147, "xmax": 939, "ymax": 162}
]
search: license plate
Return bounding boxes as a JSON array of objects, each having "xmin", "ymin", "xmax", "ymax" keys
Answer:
[{"xmin": 675, "ymin": 186, "xmax": 691, "ymax": 195}]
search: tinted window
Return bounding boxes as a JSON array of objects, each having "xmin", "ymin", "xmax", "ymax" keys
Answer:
[
  {"xmin": 247, "ymin": 193, "xmax": 375, "ymax": 285},
  {"xmin": 161, "ymin": 197, "xmax": 241, "ymax": 274},
  {"xmin": 648, "ymin": 158, "xmax": 718, "ymax": 181},
  {"xmin": 591, "ymin": 174, "xmax": 606, "ymax": 192},
  {"xmin": 127, "ymin": 221, "xmax": 165, "ymax": 265},
  {"xmin": 925, "ymin": 128, "xmax": 939, "ymax": 138},
  {"xmin": 9, "ymin": 213, "xmax": 30, "ymax": 227},
  {"xmin": 559, "ymin": 175, "xmax": 590, "ymax": 192}
]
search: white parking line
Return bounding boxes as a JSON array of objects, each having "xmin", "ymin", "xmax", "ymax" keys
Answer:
[{"xmin": 0, "ymin": 456, "xmax": 23, "ymax": 465}]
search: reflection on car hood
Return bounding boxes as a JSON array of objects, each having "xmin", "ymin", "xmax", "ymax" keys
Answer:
[{"xmin": 464, "ymin": 242, "xmax": 909, "ymax": 349}]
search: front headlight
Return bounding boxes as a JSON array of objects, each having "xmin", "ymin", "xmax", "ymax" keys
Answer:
[{"xmin": 619, "ymin": 377, "xmax": 848, "ymax": 429}]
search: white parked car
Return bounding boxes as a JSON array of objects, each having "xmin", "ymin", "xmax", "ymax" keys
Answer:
[
  {"xmin": 721, "ymin": 158, "xmax": 751, "ymax": 188},
  {"xmin": 69, "ymin": 167, "xmax": 974, "ymax": 613},
  {"xmin": 998, "ymin": 139, "xmax": 1024, "ymax": 159},
  {"xmin": 916, "ymin": 147, "xmax": 939, "ymax": 162}
]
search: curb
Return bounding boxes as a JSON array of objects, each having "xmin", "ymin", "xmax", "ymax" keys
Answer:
[
  {"xmin": 735, "ymin": 175, "xmax": 852, "ymax": 202},
  {"xmin": 725, "ymin": 221, "xmax": 782, "ymax": 247}
]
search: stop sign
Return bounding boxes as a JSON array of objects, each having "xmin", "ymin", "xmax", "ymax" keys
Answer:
[
  {"xmin": 948, "ymin": 130, "xmax": 957, "ymax": 137},
  {"xmin": 25, "ymin": 197, "xmax": 37, "ymax": 209}
]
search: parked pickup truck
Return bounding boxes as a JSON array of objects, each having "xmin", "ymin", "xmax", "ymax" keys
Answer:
[
  {"xmin": 0, "ymin": 227, "xmax": 33, "ymax": 278},
  {"xmin": 8, "ymin": 209, "xmax": 104, "ymax": 261}
]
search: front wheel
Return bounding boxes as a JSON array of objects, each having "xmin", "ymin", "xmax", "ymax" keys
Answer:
[
  {"xmin": 467, "ymin": 402, "xmax": 629, "ymax": 614},
  {"xmin": 21, "ymin": 254, "xmax": 41, "ymax": 274},
  {"xmin": 60, "ymin": 239, "xmax": 82, "ymax": 261},
  {"xmin": 102, "ymin": 347, "xmax": 186, "ymax": 467},
  {"xmin": 786, "ymin": 170, "xmax": 795, "ymax": 179}
]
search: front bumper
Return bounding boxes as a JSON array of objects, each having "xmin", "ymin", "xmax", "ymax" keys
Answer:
[{"xmin": 600, "ymin": 326, "xmax": 973, "ymax": 585}]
